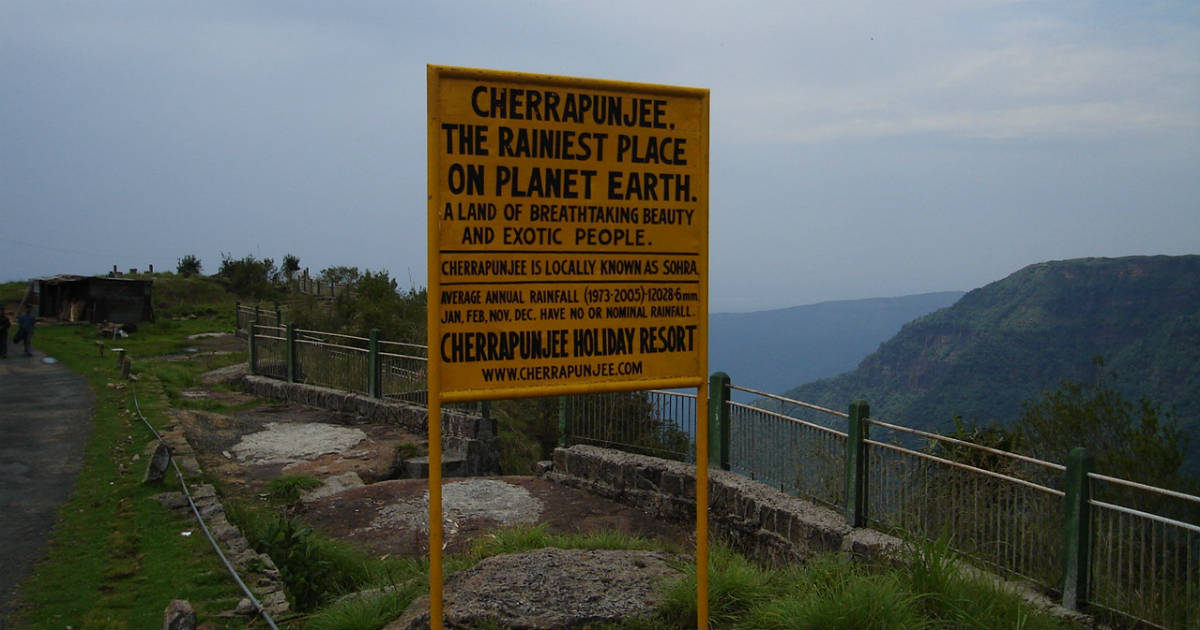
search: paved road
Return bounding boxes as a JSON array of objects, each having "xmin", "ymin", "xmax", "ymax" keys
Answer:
[{"xmin": 0, "ymin": 348, "xmax": 93, "ymax": 630}]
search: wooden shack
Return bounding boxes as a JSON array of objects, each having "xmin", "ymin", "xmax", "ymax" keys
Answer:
[{"xmin": 37, "ymin": 275, "xmax": 154, "ymax": 324}]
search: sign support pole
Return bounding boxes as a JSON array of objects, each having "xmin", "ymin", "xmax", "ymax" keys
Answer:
[
  {"xmin": 696, "ymin": 380, "xmax": 710, "ymax": 630},
  {"xmin": 428, "ymin": 396, "xmax": 444, "ymax": 629}
]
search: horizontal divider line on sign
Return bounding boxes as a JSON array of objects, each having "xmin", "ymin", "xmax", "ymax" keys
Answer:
[
  {"xmin": 438, "ymin": 376, "xmax": 705, "ymax": 403},
  {"xmin": 440, "ymin": 279, "xmax": 701, "ymax": 286},
  {"xmin": 440, "ymin": 250, "xmax": 700, "ymax": 256}
]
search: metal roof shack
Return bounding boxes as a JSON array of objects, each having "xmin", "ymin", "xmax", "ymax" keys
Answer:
[{"xmin": 37, "ymin": 275, "xmax": 154, "ymax": 324}]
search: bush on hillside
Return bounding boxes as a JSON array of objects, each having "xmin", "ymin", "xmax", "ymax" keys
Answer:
[{"xmin": 217, "ymin": 253, "xmax": 281, "ymax": 300}]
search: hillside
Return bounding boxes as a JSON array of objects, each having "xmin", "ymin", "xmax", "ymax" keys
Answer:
[
  {"xmin": 781, "ymin": 256, "xmax": 1200, "ymax": 470},
  {"xmin": 709, "ymin": 292, "xmax": 964, "ymax": 398}
]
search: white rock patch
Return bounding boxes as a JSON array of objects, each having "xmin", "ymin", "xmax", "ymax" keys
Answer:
[
  {"xmin": 374, "ymin": 479, "xmax": 543, "ymax": 533},
  {"xmin": 231, "ymin": 422, "xmax": 367, "ymax": 465}
]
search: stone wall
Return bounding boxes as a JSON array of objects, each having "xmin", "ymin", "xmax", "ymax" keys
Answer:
[
  {"xmin": 540, "ymin": 445, "xmax": 901, "ymax": 565},
  {"xmin": 238, "ymin": 374, "xmax": 499, "ymax": 476}
]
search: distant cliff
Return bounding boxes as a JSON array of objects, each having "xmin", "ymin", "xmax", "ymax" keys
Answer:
[
  {"xmin": 781, "ymin": 256, "xmax": 1200, "ymax": 471},
  {"xmin": 709, "ymin": 291, "xmax": 964, "ymax": 397}
]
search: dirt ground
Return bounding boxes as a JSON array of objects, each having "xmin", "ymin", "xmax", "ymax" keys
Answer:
[{"xmin": 172, "ymin": 390, "xmax": 690, "ymax": 557}]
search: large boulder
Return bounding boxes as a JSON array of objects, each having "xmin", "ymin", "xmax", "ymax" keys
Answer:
[{"xmin": 389, "ymin": 547, "xmax": 681, "ymax": 629}]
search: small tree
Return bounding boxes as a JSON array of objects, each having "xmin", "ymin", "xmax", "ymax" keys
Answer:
[
  {"xmin": 217, "ymin": 253, "xmax": 279, "ymax": 299},
  {"xmin": 281, "ymin": 253, "xmax": 301, "ymax": 281},
  {"xmin": 319, "ymin": 265, "xmax": 360, "ymax": 286},
  {"xmin": 1014, "ymin": 358, "xmax": 1189, "ymax": 492},
  {"xmin": 176, "ymin": 254, "xmax": 202, "ymax": 277}
]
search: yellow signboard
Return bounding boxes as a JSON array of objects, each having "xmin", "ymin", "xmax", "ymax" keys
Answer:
[{"xmin": 428, "ymin": 66, "xmax": 709, "ymax": 401}]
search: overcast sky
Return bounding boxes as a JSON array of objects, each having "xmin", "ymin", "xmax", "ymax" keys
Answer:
[{"xmin": 2, "ymin": 1, "xmax": 1196, "ymax": 312}]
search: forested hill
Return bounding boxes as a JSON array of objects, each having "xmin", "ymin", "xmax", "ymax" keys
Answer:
[
  {"xmin": 780, "ymin": 255, "xmax": 1200, "ymax": 469},
  {"xmin": 709, "ymin": 291, "xmax": 964, "ymax": 397}
]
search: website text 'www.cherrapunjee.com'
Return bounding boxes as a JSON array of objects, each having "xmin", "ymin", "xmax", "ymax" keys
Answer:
[{"xmin": 480, "ymin": 360, "xmax": 644, "ymax": 383}]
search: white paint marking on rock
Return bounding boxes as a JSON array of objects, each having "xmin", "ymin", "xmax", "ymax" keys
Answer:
[
  {"xmin": 230, "ymin": 422, "xmax": 368, "ymax": 465},
  {"xmin": 373, "ymin": 479, "xmax": 543, "ymax": 533}
]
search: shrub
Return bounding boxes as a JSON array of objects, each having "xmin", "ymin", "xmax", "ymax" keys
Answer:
[
  {"xmin": 176, "ymin": 254, "xmax": 202, "ymax": 277},
  {"xmin": 264, "ymin": 475, "xmax": 323, "ymax": 505}
]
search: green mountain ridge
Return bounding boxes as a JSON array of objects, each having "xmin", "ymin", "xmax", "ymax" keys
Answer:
[
  {"xmin": 780, "ymin": 255, "xmax": 1200, "ymax": 473},
  {"xmin": 709, "ymin": 291, "xmax": 965, "ymax": 398}
]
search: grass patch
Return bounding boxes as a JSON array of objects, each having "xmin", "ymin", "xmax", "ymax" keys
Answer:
[
  {"xmin": 264, "ymin": 475, "xmax": 324, "ymax": 505},
  {"xmin": 10, "ymin": 322, "xmax": 253, "ymax": 629},
  {"xmin": 648, "ymin": 540, "xmax": 1071, "ymax": 630}
]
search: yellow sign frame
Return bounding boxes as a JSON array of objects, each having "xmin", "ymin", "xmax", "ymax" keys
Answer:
[{"xmin": 427, "ymin": 65, "xmax": 710, "ymax": 629}]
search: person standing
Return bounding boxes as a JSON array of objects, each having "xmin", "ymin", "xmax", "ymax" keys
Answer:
[
  {"xmin": 15, "ymin": 305, "xmax": 35, "ymax": 357},
  {"xmin": 0, "ymin": 307, "xmax": 8, "ymax": 358}
]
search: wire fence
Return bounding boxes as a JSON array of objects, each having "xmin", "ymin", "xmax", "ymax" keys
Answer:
[
  {"xmin": 1088, "ymin": 473, "xmax": 1200, "ymax": 629},
  {"xmin": 250, "ymin": 324, "xmax": 288, "ymax": 380},
  {"xmin": 728, "ymin": 385, "xmax": 847, "ymax": 509},
  {"xmin": 235, "ymin": 304, "xmax": 285, "ymax": 337},
  {"xmin": 294, "ymin": 329, "xmax": 372, "ymax": 395},
  {"xmin": 862, "ymin": 419, "xmax": 1065, "ymax": 588},
  {"xmin": 713, "ymin": 384, "xmax": 1198, "ymax": 629},
  {"xmin": 566, "ymin": 389, "xmax": 697, "ymax": 462},
  {"xmin": 379, "ymin": 340, "xmax": 428, "ymax": 403}
]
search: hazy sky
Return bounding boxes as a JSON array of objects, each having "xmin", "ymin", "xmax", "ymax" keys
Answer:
[{"xmin": 2, "ymin": 1, "xmax": 1197, "ymax": 312}]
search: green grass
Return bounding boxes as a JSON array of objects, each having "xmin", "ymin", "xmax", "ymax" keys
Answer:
[
  {"xmin": 646, "ymin": 539, "xmax": 1072, "ymax": 630},
  {"xmin": 264, "ymin": 475, "xmax": 325, "ymax": 505},
  {"xmin": 11, "ymin": 322, "xmax": 256, "ymax": 629},
  {"xmin": 0, "ymin": 279, "xmax": 30, "ymax": 305}
]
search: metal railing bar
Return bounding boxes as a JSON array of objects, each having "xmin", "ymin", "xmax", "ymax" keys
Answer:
[
  {"xmin": 1088, "ymin": 472, "xmax": 1200, "ymax": 505},
  {"xmin": 1083, "ymin": 599, "xmax": 1173, "ymax": 630},
  {"xmin": 295, "ymin": 328, "xmax": 370, "ymax": 343},
  {"xmin": 1090, "ymin": 499, "xmax": 1200, "ymax": 533},
  {"xmin": 866, "ymin": 417, "xmax": 1067, "ymax": 472},
  {"xmin": 253, "ymin": 335, "xmax": 287, "ymax": 342},
  {"xmin": 729, "ymin": 401, "xmax": 848, "ymax": 438},
  {"xmin": 293, "ymin": 339, "xmax": 369, "ymax": 353},
  {"xmin": 863, "ymin": 438, "xmax": 1065, "ymax": 497},
  {"xmin": 651, "ymin": 390, "xmax": 697, "ymax": 399},
  {"xmin": 378, "ymin": 341, "xmax": 427, "ymax": 350},
  {"xmin": 729, "ymin": 384, "xmax": 850, "ymax": 418},
  {"xmin": 378, "ymin": 351, "xmax": 427, "ymax": 361}
]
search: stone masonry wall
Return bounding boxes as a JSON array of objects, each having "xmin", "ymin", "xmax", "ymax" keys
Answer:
[
  {"xmin": 540, "ymin": 445, "xmax": 901, "ymax": 566},
  {"xmin": 238, "ymin": 374, "xmax": 499, "ymax": 476}
]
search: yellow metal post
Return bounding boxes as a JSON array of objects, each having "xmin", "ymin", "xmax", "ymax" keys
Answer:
[
  {"xmin": 427, "ymin": 64, "xmax": 444, "ymax": 628},
  {"xmin": 428, "ymin": 396, "xmax": 443, "ymax": 629},
  {"xmin": 696, "ymin": 380, "xmax": 710, "ymax": 630}
]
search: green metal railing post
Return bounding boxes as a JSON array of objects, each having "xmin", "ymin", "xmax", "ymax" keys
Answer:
[
  {"xmin": 1062, "ymin": 446, "xmax": 1094, "ymax": 610},
  {"xmin": 235, "ymin": 301, "xmax": 241, "ymax": 333},
  {"xmin": 708, "ymin": 372, "xmax": 731, "ymax": 470},
  {"xmin": 286, "ymin": 323, "xmax": 296, "ymax": 383},
  {"xmin": 845, "ymin": 400, "xmax": 870, "ymax": 527},
  {"xmin": 274, "ymin": 300, "xmax": 282, "ymax": 327},
  {"xmin": 558, "ymin": 396, "xmax": 571, "ymax": 447},
  {"xmin": 368, "ymin": 328, "xmax": 381, "ymax": 398},
  {"xmin": 248, "ymin": 317, "xmax": 258, "ymax": 376}
]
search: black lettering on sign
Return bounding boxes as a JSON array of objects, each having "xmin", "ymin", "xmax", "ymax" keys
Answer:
[
  {"xmin": 460, "ymin": 226, "xmax": 494, "ymax": 244},
  {"xmin": 447, "ymin": 163, "xmax": 485, "ymax": 195},
  {"xmin": 638, "ymin": 325, "xmax": 697, "ymax": 354},
  {"xmin": 441, "ymin": 329, "xmax": 570, "ymax": 362},
  {"xmin": 495, "ymin": 166, "xmax": 597, "ymax": 199},
  {"xmin": 441, "ymin": 290, "xmax": 481, "ymax": 304},
  {"xmin": 615, "ymin": 134, "xmax": 687, "ymax": 165},
  {"xmin": 607, "ymin": 172, "xmax": 692, "ymax": 202},
  {"xmin": 470, "ymin": 86, "xmax": 668, "ymax": 129},
  {"xmin": 497, "ymin": 126, "xmax": 609, "ymax": 161},
  {"xmin": 441, "ymin": 123, "xmax": 489, "ymax": 156},
  {"xmin": 572, "ymin": 327, "xmax": 636, "ymax": 357}
]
